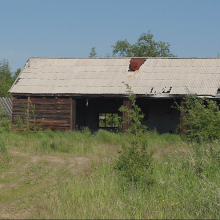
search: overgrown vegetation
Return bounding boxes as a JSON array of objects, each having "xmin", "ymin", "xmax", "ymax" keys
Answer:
[
  {"xmin": 115, "ymin": 83, "xmax": 153, "ymax": 184},
  {"xmin": 0, "ymin": 130, "xmax": 220, "ymax": 219},
  {"xmin": 14, "ymin": 101, "xmax": 43, "ymax": 133},
  {"xmin": 1, "ymin": 86, "xmax": 220, "ymax": 218},
  {"xmin": 175, "ymin": 94, "xmax": 220, "ymax": 142}
]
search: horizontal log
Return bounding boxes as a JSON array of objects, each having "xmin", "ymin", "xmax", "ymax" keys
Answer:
[
  {"xmin": 13, "ymin": 98, "xmax": 27, "ymax": 101},
  {"xmin": 12, "ymin": 121, "xmax": 70, "ymax": 126},
  {"xmin": 36, "ymin": 111, "xmax": 70, "ymax": 114},
  {"xmin": 13, "ymin": 101, "xmax": 28, "ymax": 104},
  {"xmin": 34, "ymin": 106, "xmax": 70, "ymax": 110},
  {"xmin": 13, "ymin": 105, "xmax": 27, "ymax": 108},
  {"xmin": 37, "ymin": 114, "xmax": 70, "ymax": 117},
  {"xmin": 31, "ymin": 101, "xmax": 70, "ymax": 105},
  {"xmin": 12, "ymin": 108, "xmax": 24, "ymax": 112},
  {"xmin": 12, "ymin": 112, "xmax": 26, "ymax": 115},
  {"xmin": 13, "ymin": 108, "xmax": 70, "ymax": 113},
  {"xmin": 12, "ymin": 114, "xmax": 70, "ymax": 119},
  {"xmin": 12, "ymin": 108, "xmax": 27, "ymax": 111},
  {"xmin": 31, "ymin": 97, "xmax": 70, "ymax": 101}
]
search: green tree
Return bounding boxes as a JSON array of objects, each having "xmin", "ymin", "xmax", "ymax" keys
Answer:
[
  {"xmin": 13, "ymin": 68, "xmax": 21, "ymax": 81},
  {"xmin": 0, "ymin": 59, "xmax": 14, "ymax": 97},
  {"xmin": 115, "ymin": 83, "xmax": 153, "ymax": 184},
  {"xmin": 0, "ymin": 60, "xmax": 20, "ymax": 97},
  {"xmin": 112, "ymin": 31, "xmax": 175, "ymax": 57},
  {"xmin": 89, "ymin": 47, "xmax": 97, "ymax": 57}
]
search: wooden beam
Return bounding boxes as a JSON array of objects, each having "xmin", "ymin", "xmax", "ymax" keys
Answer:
[
  {"xmin": 70, "ymin": 98, "xmax": 76, "ymax": 130},
  {"xmin": 27, "ymin": 96, "xmax": 30, "ymax": 120}
]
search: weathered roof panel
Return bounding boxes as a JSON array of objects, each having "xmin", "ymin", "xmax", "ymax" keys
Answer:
[
  {"xmin": 9, "ymin": 57, "xmax": 220, "ymax": 97},
  {"xmin": 0, "ymin": 97, "xmax": 12, "ymax": 118}
]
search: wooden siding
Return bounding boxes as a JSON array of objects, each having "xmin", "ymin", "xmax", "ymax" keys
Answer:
[
  {"xmin": 12, "ymin": 96, "xmax": 73, "ymax": 131},
  {"xmin": 12, "ymin": 97, "xmax": 28, "ymax": 119}
]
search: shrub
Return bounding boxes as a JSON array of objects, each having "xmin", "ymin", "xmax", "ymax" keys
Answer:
[
  {"xmin": 115, "ymin": 83, "xmax": 153, "ymax": 184},
  {"xmin": 175, "ymin": 94, "xmax": 220, "ymax": 142},
  {"xmin": 14, "ymin": 101, "xmax": 43, "ymax": 133}
]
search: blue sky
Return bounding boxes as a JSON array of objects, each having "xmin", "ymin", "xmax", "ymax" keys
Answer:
[{"xmin": 0, "ymin": 0, "xmax": 220, "ymax": 72}]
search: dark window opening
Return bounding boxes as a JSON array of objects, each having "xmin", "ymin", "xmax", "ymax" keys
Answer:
[{"xmin": 99, "ymin": 113, "xmax": 119, "ymax": 128}]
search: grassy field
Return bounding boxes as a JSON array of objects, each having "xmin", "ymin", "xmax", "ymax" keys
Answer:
[{"xmin": 0, "ymin": 129, "xmax": 220, "ymax": 219}]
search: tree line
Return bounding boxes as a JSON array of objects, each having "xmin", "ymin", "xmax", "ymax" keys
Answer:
[
  {"xmin": 89, "ymin": 31, "xmax": 175, "ymax": 57},
  {"xmin": 0, "ymin": 59, "xmax": 21, "ymax": 97}
]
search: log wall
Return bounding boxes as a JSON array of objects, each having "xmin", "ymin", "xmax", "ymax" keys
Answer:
[
  {"xmin": 12, "ymin": 97, "xmax": 28, "ymax": 120},
  {"xmin": 12, "ymin": 96, "xmax": 73, "ymax": 131}
]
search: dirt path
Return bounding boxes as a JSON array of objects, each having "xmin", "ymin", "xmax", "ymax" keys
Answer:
[{"xmin": 0, "ymin": 150, "xmax": 91, "ymax": 219}]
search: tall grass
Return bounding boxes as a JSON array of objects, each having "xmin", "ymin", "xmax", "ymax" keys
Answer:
[
  {"xmin": 29, "ymin": 131, "xmax": 220, "ymax": 219},
  {"xmin": 1, "ymin": 128, "xmax": 220, "ymax": 219},
  {"xmin": 0, "ymin": 129, "xmax": 126, "ymax": 157},
  {"xmin": 0, "ymin": 136, "xmax": 10, "ymax": 167},
  {"xmin": 34, "ymin": 139, "xmax": 220, "ymax": 219}
]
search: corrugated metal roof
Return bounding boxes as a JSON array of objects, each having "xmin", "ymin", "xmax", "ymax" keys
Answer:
[
  {"xmin": 9, "ymin": 57, "xmax": 220, "ymax": 97},
  {"xmin": 0, "ymin": 97, "xmax": 12, "ymax": 118}
]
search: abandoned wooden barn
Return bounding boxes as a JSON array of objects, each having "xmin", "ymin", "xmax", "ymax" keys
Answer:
[{"xmin": 9, "ymin": 57, "xmax": 220, "ymax": 133}]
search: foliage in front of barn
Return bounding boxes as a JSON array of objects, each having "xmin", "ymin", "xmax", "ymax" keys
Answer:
[
  {"xmin": 115, "ymin": 83, "xmax": 153, "ymax": 185},
  {"xmin": 175, "ymin": 94, "xmax": 220, "ymax": 142}
]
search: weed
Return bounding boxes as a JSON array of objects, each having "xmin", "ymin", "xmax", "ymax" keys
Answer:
[
  {"xmin": 115, "ymin": 83, "xmax": 153, "ymax": 185},
  {"xmin": 14, "ymin": 101, "xmax": 43, "ymax": 133}
]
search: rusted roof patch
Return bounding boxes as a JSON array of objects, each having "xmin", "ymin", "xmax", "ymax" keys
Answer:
[{"xmin": 130, "ymin": 58, "xmax": 146, "ymax": 70}]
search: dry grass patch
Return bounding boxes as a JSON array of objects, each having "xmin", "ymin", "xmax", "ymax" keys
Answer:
[{"xmin": 0, "ymin": 147, "xmax": 91, "ymax": 219}]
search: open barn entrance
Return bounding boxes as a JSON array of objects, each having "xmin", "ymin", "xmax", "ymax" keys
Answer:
[
  {"xmin": 74, "ymin": 97, "xmax": 180, "ymax": 133},
  {"xmin": 75, "ymin": 98, "xmax": 123, "ymax": 132}
]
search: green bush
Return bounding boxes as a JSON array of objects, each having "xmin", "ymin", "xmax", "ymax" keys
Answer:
[
  {"xmin": 116, "ymin": 143, "xmax": 153, "ymax": 184},
  {"xmin": 176, "ymin": 94, "xmax": 220, "ymax": 142},
  {"xmin": 115, "ymin": 83, "xmax": 153, "ymax": 184}
]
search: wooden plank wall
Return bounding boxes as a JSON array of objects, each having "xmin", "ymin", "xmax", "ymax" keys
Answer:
[
  {"xmin": 12, "ymin": 97, "xmax": 28, "ymax": 122},
  {"xmin": 12, "ymin": 96, "xmax": 72, "ymax": 131}
]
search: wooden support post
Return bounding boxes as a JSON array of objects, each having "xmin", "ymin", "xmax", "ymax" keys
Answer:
[
  {"xmin": 26, "ymin": 96, "xmax": 30, "ymax": 131},
  {"xmin": 180, "ymin": 99, "xmax": 187, "ymax": 135},
  {"xmin": 70, "ymin": 98, "xmax": 76, "ymax": 130},
  {"xmin": 27, "ymin": 96, "xmax": 30, "ymax": 119},
  {"xmin": 123, "ymin": 99, "xmax": 132, "ymax": 133}
]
